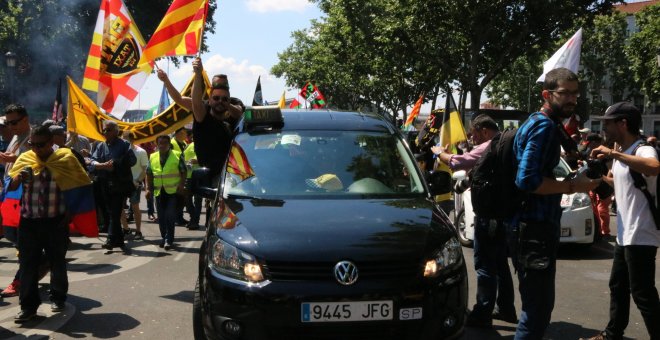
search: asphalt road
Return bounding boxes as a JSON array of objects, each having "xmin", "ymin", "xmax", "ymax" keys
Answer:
[{"xmin": 0, "ymin": 205, "xmax": 657, "ymax": 339}]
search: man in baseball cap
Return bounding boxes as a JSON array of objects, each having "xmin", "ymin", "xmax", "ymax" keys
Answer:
[{"xmin": 583, "ymin": 101, "xmax": 660, "ymax": 340}]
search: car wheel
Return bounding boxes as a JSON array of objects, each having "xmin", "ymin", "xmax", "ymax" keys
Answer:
[
  {"xmin": 193, "ymin": 277, "xmax": 206, "ymax": 340},
  {"xmin": 455, "ymin": 209, "xmax": 473, "ymax": 248}
]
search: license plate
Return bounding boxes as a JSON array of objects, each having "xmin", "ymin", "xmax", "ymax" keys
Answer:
[{"xmin": 301, "ymin": 301, "xmax": 393, "ymax": 322}]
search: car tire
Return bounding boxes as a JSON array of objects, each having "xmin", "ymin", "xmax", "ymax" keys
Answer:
[
  {"xmin": 193, "ymin": 277, "xmax": 206, "ymax": 340},
  {"xmin": 455, "ymin": 209, "xmax": 473, "ymax": 248}
]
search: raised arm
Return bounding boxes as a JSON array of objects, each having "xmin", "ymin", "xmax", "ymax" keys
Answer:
[
  {"xmin": 157, "ymin": 69, "xmax": 193, "ymax": 111},
  {"xmin": 191, "ymin": 57, "xmax": 206, "ymax": 123}
]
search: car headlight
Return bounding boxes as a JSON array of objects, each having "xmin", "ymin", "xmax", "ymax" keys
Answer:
[
  {"xmin": 424, "ymin": 237, "xmax": 462, "ymax": 277},
  {"xmin": 209, "ymin": 236, "xmax": 264, "ymax": 283},
  {"xmin": 570, "ymin": 192, "xmax": 591, "ymax": 210}
]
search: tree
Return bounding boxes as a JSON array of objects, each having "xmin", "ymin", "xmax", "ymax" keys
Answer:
[
  {"xmin": 0, "ymin": 0, "xmax": 217, "ymax": 112},
  {"xmin": 273, "ymin": 0, "xmax": 455, "ymax": 123},
  {"xmin": 488, "ymin": 11, "xmax": 638, "ymax": 119},
  {"xmin": 626, "ymin": 4, "xmax": 660, "ymax": 105},
  {"xmin": 274, "ymin": 0, "xmax": 617, "ymax": 119}
]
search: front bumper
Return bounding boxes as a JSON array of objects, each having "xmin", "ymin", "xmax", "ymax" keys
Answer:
[{"xmin": 199, "ymin": 265, "xmax": 467, "ymax": 340}]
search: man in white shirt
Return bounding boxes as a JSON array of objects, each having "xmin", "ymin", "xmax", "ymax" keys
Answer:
[
  {"xmin": 120, "ymin": 132, "xmax": 149, "ymax": 240},
  {"xmin": 584, "ymin": 102, "xmax": 660, "ymax": 340}
]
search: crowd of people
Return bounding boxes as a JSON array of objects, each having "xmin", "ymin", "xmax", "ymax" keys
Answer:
[
  {"xmin": 0, "ymin": 57, "xmax": 244, "ymax": 323},
  {"xmin": 0, "ymin": 62, "xmax": 657, "ymax": 339},
  {"xmin": 419, "ymin": 68, "xmax": 659, "ymax": 340}
]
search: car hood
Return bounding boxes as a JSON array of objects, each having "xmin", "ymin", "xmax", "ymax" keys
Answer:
[{"xmin": 215, "ymin": 197, "xmax": 452, "ymax": 262}]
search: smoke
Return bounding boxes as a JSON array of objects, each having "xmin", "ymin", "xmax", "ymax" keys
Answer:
[{"xmin": 10, "ymin": 0, "xmax": 98, "ymax": 118}]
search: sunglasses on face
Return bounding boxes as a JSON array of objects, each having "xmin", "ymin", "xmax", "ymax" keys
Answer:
[
  {"xmin": 102, "ymin": 128, "xmax": 116, "ymax": 133},
  {"xmin": 212, "ymin": 96, "xmax": 230, "ymax": 103},
  {"xmin": 6, "ymin": 116, "xmax": 25, "ymax": 126},
  {"xmin": 28, "ymin": 140, "xmax": 49, "ymax": 148}
]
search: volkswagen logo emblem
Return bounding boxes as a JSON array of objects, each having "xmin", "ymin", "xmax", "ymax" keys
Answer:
[{"xmin": 334, "ymin": 261, "xmax": 358, "ymax": 285}]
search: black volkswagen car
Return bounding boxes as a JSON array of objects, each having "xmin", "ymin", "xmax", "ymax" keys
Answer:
[{"xmin": 193, "ymin": 107, "xmax": 467, "ymax": 340}]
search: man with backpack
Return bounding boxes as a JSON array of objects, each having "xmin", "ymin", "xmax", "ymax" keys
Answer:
[
  {"xmin": 510, "ymin": 68, "xmax": 599, "ymax": 339},
  {"xmin": 434, "ymin": 114, "xmax": 518, "ymax": 327},
  {"xmin": 581, "ymin": 102, "xmax": 660, "ymax": 340}
]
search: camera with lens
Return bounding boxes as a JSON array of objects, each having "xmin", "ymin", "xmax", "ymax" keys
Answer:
[
  {"xmin": 585, "ymin": 159, "xmax": 608, "ymax": 179},
  {"xmin": 453, "ymin": 177, "xmax": 471, "ymax": 194}
]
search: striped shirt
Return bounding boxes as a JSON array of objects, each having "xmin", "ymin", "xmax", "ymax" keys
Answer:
[
  {"xmin": 513, "ymin": 111, "xmax": 563, "ymax": 225},
  {"xmin": 21, "ymin": 167, "xmax": 66, "ymax": 218}
]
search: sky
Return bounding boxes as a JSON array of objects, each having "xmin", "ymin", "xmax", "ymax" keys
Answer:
[{"xmin": 128, "ymin": 0, "xmax": 323, "ymax": 112}]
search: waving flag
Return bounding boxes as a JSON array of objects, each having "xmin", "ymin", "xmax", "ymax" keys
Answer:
[
  {"xmin": 138, "ymin": 0, "xmax": 209, "ymax": 70},
  {"xmin": 404, "ymin": 94, "xmax": 424, "ymax": 129},
  {"xmin": 9, "ymin": 149, "xmax": 98, "ymax": 237},
  {"xmin": 252, "ymin": 76, "xmax": 264, "ymax": 106},
  {"xmin": 227, "ymin": 144, "xmax": 256, "ymax": 181},
  {"xmin": 67, "ymin": 72, "xmax": 210, "ymax": 144},
  {"xmin": 289, "ymin": 98, "xmax": 302, "ymax": 109},
  {"xmin": 82, "ymin": 0, "xmax": 152, "ymax": 119},
  {"xmin": 299, "ymin": 82, "xmax": 327, "ymax": 109},
  {"xmin": 52, "ymin": 78, "xmax": 64, "ymax": 122},
  {"xmin": 537, "ymin": 28, "xmax": 583, "ymax": 83},
  {"xmin": 439, "ymin": 89, "xmax": 467, "ymax": 148},
  {"xmin": 277, "ymin": 91, "xmax": 286, "ymax": 109}
]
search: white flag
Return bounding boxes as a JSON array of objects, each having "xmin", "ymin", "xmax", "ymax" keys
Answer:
[{"xmin": 537, "ymin": 28, "xmax": 583, "ymax": 83}]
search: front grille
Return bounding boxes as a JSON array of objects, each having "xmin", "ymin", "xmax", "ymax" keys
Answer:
[{"xmin": 263, "ymin": 259, "xmax": 422, "ymax": 281}]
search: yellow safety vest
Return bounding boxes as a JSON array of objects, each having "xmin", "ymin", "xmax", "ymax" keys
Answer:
[
  {"xmin": 150, "ymin": 150, "xmax": 182, "ymax": 196},
  {"xmin": 183, "ymin": 142, "xmax": 199, "ymax": 179},
  {"xmin": 170, "ymin": 138, "xmax": 187, "ymax": 153}
]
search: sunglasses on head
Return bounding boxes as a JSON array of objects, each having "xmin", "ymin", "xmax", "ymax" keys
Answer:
[
  {"xmin": 6, "ymin": 116, "xmax": 25, "ymax": 126},
  {"xmin": 28, "ymin": 140, "xmax": 49, "ymax": 148},
  {"xmin": 212, "ymin": 96, "xmax": 230, "ymax": 103}
]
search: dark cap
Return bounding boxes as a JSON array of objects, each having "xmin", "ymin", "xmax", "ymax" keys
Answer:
[{"xmin": 593, "ymin": 102, "xmax": 641, "ymax": 121}]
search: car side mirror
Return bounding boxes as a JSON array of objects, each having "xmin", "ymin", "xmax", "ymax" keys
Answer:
[
  {"xmin": 191, "ymin": 167, "xmax": 217, "ymax": 199},
  {"xmin": 428, "ymin": 171, "xmax": 452, "ymax": 196}
]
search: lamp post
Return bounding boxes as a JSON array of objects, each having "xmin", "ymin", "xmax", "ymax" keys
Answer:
[
  {"xmin": 5, "ymin": 51, "xmax": 17, "ymax": 103},
  {"xmin": 656, "ymin": 47, "xmax": 660, "ymax": 67}
]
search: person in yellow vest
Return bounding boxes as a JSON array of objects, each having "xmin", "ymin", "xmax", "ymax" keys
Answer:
[
  {"xmin": 183, "ymin": 133, "xmax": 203, "ymax": 230},
  {"xmin": 145, "ymin": 135, "xmax": 187, "ymax": 250},
  {"xmin": 171, "ymin": 128, "xmax": 189, "ymax": 226}
]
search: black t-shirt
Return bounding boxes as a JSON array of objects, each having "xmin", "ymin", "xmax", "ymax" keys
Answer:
[{"xmin": 193, "ymin": 102, "xmax": 238, "ymax": 178}]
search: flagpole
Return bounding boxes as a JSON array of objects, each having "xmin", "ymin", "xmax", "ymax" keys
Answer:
[{"xmin": 197, "ymin": 0, "xmax": 209, "ymax": 58}]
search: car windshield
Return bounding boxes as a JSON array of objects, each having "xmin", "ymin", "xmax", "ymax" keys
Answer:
[{"xmin": 223, "ymin": 130, "xmax": 425, "ymax": 198}]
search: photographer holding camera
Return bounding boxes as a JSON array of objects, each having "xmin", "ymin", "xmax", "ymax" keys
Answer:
[
  {"xmin": 582, "ymin": 134, "xmax": 615, "ymax": 238},
  {"xmin": 582, "ymin": 102, "xmax": 660, "ymax": 340}
]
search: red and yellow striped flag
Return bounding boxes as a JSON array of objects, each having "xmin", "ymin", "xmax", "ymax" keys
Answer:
[
  {"xmin": 227, "ymin": 144, "xmax": 256, "ymax": 181},
  {"xmin": 403, "ymin": 93, "xmax": 424, "ymax": 128},
  {"xmin": 138, "ymin": 0, "xmax": 209, "ymax": 70},
  {"xmin": 82, "ymin": 0, "xmax": 152, "ymax": 119}
]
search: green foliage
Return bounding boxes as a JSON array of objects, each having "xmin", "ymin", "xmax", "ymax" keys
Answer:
[
  {"xmin": 275, "ymin": 0, "xmax": 619, "ymax": 118},
  {"xmin": 626, "ymin": 4, "xmax": 660, "ymax": 104}
]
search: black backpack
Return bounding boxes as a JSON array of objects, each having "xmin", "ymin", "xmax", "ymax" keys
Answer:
[
  {"xmin": 470, "ymin": 129, "xmax": 523, "ymax": 220},
  {"xmin": 629, "ymin": 141, "xmax": 660, "ymax": 230}
]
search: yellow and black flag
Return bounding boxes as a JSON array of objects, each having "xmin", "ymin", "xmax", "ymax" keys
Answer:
[
  {"xmin": 438, "ymin": 89, "xmax": 468, "ymax": 148},
  {"xmin": 433, "ymin": 88, "xmax": 467, "ymax": 203}
]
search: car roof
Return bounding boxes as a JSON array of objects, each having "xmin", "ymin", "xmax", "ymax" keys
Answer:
[{"xmin": 238, "ymin": 109, "xmax": 397, "ymax": 133}]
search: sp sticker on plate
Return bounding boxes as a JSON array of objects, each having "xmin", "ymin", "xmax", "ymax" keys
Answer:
[{"xmin": 399, "ymin": 307, "xmax": 423, "ymax": 320}]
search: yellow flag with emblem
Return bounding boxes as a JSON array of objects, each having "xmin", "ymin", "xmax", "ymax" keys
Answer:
[{"xmin": 67, "ymin": 71, "xmax": 211, "ymax": 144}]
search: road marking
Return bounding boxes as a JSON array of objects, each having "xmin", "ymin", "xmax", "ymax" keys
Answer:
[
  {"xmin": 0, "ymin": 303, "xmax": 75, "ymax": 339},
  {"xmin": 173, "ymin": 240, "xmax": 196, "ymax": 262}
]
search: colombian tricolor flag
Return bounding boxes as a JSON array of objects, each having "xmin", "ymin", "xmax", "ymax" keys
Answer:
[{"xmin": 8, "ymin": 148, "xmax": 98, "ymax": 237}]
